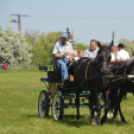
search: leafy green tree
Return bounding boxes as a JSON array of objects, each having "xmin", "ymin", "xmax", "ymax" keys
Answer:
[
  {"xmin": 118, "ymin": 38, "xmax": 134, "ymax": 58},
  {"xmin": 25, "ymin": 32, "xmax": 62, "ymax": 64},
  {"xmin": 74, "ymin": 42, "xmax": 88, "ymax": 50},
  {"xmin": 0, "ymin": 26, "xmax": 33, "ymax": 69},
  {"xmin": 24, "ymin": 29, "xmax": 39, "ymax": 44}
]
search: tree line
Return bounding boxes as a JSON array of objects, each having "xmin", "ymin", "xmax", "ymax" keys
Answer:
[{"xmin": 0, "ymin": 26, "xmax": 134, "ymax": 69}]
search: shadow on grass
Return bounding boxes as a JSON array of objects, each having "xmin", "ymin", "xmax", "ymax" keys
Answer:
[
  {"xmin": 105, "ymin": 118, "xmax": 129, "ymax": 126},
  {"xmin": 21, "ymin": 114, "xmax": 39, "ymax": 118},
  {"xmin": 53, "ymin": 115, "xmax": 91, "ymax": 128},
  {"xmin": 54, "ymin": 115, "xmax": 129, "ymax": 127},
  {"xmin": 21, "ymin": 114, "xmax": 128, "ymax": 127}
]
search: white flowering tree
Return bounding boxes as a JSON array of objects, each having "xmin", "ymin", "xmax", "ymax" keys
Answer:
[{"xmin": 0, "ymin": 26, "xmax": 33, "ymax": 69}]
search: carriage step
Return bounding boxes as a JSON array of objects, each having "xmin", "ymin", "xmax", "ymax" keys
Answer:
[{"xmin": 40, "ymin": 77, "xmax": 57, "ymax": 83}]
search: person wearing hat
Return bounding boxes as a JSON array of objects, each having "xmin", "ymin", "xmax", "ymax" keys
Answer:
[
  {"xmin": 52, "ymin": 32, "xmax": 74, "ymax": 81},
  {"xmin": 116, "ymin": 43, "xmax": 130, "ymax": 61}
]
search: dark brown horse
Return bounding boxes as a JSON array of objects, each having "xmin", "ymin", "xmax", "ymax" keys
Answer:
[
  {"xmin": 69, "ymin": 39, "xmax": 113, "ymax": 125},
  {"xmin": 109, "ymin": 59, "xmax": 134, "ymax": 122}
]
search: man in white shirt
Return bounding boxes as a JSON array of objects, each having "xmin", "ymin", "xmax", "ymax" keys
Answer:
[
  {"xmin": 116, "ymin": 43, "xmax": 130, "ymax": 61},
  {"xmin": 84, "ymin": 39, "xmax": 99, "ymax": 58},
  {"xmin": 52, "ymin": 32, "xmax": 74, "ymax": 80},
  {"xmin": 111, "ymin": 53, "xmax": 115, "ymax": 61}
]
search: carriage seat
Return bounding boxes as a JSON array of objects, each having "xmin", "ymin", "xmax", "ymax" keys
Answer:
[
  {"xmin": 53, "ymin": 58, "xmax": 63, "ymax": 83},
  {"xmin": 110, "ymin": 61, "xmax": 127, "ymax": 70},
  {"xmin": 40, "ymin": 71, "xmax": 58, "ymax": 83},
  {"xmin": 53, "ymin": 58, "xmax": 61, "ymax": 77}
]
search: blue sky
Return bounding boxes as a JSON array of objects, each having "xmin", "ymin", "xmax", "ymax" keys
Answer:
[{"xmin": 0, "ymin": 0, "xmax": 134, "ymax": 45}]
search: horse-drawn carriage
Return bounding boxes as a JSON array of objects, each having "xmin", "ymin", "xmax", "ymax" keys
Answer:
[
  {"xmin": 38, "ymin": 59, "xmax": 94, "ymax": 121},
  {"xmin": 38, "ymin": 33, "xmax": 134, "ymax": 125},
  {"xmin": 38, "ymin": 57, "xmax": 134, "ymax": 122}
]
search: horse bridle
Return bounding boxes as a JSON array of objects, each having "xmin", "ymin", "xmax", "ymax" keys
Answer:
[{"xmin": 91, "ymin": 50, "xmax": 111, "ymax": 77}]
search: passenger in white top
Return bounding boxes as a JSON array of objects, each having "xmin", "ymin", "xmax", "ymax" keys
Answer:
[
  {"xmin": 84, "ymin": 39, "xmax": 99, "ymax": 59},
  {"xmin": 116, "ymin": 43, "xmax": 130, "ymax": 61}
]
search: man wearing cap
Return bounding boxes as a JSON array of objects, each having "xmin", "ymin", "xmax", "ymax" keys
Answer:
[
  {"xmin": 116, "ymin": 43, "xmax": 130, "ymax": 61},
  {"xmin": 84, "ymin": 39, "xmax": 99, "ymax": 58},
  {"xmin": 52, "ymin": 32, "xmax": 74, "ymax": 81}
]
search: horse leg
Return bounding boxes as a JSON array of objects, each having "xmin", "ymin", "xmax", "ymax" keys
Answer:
[
  {"xmin": 113, "ymin": 90, "xmax": 127, "ymax": 122},
  {"xmin": 101, "ymin": 92, "xmax": 109, "ymax": 124},
  {"xmin": 89, "ymin": 95, "xmax": 96, "ymax": 124},
  {"xmin": 112, "ymin": 90, "xmax": 118, "ymax": 120},
  {"xmin": 96, "ymin": 91, "xmax": 101, "ymax": 125},
  {"xmin": 113, "ymin": 106, "xmax": 118, "ymax": 120},
  {"xmin": 117, "ymin": 96, "xmax": 127, "ymax": 122},
  {"xmin": 75, "ymin": 89, "xmax": 81, "ymax": 122},
  {"xmin": 119, "ymin": 89, "xmax": 127, "ymax": 102}
]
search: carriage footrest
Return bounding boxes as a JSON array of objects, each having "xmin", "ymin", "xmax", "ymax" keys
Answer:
[{"xmin": 40, "ymin": 77, "xmax": 57, "ymax": 83}]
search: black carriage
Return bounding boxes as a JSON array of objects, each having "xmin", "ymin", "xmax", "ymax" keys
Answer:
[{"xmin": 38, "ymin": 59, "xmax": 101, "ymax": 120}]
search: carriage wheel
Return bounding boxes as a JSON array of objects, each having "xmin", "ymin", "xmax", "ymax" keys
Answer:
[
  {"xmin": 52, "ymin": 90, "xmax": 64, "ymax": 120},
  {"xmin": 38, "ymin": 90, "xmax": 49, "ymax": 118}
]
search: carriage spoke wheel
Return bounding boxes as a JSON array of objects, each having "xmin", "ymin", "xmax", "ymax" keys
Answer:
[
  {"xmin": 52, "ymin": 90, "xmax": 64, "ymax": 120},
  {"xmin": 38, "ymin": 90, "xmax": 49, "ymax": 118}
]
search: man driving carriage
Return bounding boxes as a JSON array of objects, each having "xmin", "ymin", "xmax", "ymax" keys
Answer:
[{"xmin": 52, "ymin": 32, "xmax": 74, "ymax": 81}]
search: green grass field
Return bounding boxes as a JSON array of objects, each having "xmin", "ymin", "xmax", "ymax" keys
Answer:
[{"xmin": 0, "ymin": 70, "xmax": 134, "ymax": 134}]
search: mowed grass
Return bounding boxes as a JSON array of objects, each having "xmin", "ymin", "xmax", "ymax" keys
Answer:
[{"xmin": 0, "ymin": 70, "xmax": 134, "ymax": 134}]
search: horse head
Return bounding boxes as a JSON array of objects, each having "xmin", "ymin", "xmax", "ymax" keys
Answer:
[{"xmin": 95, "ymin": 32, "xmax": 114, "ymax": 76}]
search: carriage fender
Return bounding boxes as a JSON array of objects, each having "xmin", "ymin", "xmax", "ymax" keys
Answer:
[{"xmin": 49, "ymin": 83, "xmax": 57, "ymax": 97}]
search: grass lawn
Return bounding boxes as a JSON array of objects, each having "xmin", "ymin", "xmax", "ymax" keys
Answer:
[{"xmin": 0, "ymin": 70, "xmax": 134, "ymax": 134}]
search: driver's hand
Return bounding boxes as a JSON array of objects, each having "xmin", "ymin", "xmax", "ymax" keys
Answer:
[{"xmin": 63, "ymin": 52, "xmax": 69, "ymax": 57}]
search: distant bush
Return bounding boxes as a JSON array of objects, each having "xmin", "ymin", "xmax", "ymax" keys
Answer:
[
  {"xmin": 25, "ymin": 31, "xmax": 62, "ymax": 64},
  {"xmin": 0, "ymin": 26, "xmax": 33, "ymax": 69}
]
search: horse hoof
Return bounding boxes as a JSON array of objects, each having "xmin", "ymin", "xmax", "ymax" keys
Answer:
[
  {"xmin": 114, "ymin": 118, "xmax": 118, "ymax": 121},
  {"xmin": 97, "ymin": 123, "xmax": 101, "ymax": 126},
  {"xmin": 122, "ymin": 120, "xmax": 127, "ymax": 123},
  {"xmin": 77, "ymin": 118, "xmax": 81, "ymax": 122},
  {"xmin": 113, "ymin": 116, "xmax": 118, "ymax": 121},
  {"xmin": 97, "ymin": 120, "xmax": 101, "ymax": 126},
  {"xmin": 101, "ymin": 117, "xmax": 106, "ymax": 124},
  {"xmin": 121, "ymin": 118, "xmax": 127, "ymax": 123},
  {"xmin": 91, "ymin": 121, "xmax": 96, "ymax": 125}
]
